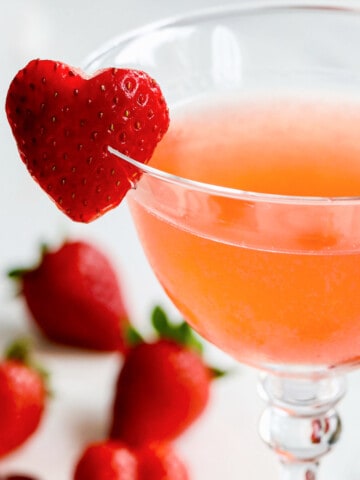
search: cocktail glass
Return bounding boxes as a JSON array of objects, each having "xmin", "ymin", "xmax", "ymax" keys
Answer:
[{"xmin": 84, "ymin": 2, "xmax": 360, "ymax": 478}]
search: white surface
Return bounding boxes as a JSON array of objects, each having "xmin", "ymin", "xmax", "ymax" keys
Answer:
[{"xmin": 1, "ymin": 1, "xmax": 360, "ymax": 479}]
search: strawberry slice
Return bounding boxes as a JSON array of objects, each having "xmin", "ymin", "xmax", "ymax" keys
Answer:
[{"xmin": 5, "ymin": 59, "xmax": 169, "ymax": 222}]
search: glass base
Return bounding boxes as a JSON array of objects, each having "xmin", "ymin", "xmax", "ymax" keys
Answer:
[{"xmin": 258, "ymin": 373, "xmax": 346, "ymax": 479}]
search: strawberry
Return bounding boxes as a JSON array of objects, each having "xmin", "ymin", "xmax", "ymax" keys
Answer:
[
  {"xmin": 137, "ymin": 443, "xmax": 189, "ymax": 480},
  {"xmin": 9, "ymin": 240, "xmax": 129, "ymax": 352},
  {"xmin": 5, "ymin": 59, "xmax": 169, "ymax": 222},
  {"xmin": 109, "ymin": 307, "xmax": 215, "ymax": 447},
  {"xmin": 73, "ymin": 441, "xmax": 188, "ymax": 480},
  {"xmin": 73, "ymin": 441, "xmax": 137, "ymax": 480},
  {"xmin": 0, "ymin": 339, "xmax": 48, "ymax": 458}
]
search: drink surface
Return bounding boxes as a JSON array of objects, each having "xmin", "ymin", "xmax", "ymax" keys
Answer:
[
  {"xmin": 153, "ymin": 95, "xmax": 360, "ymax": 195},
  {"xmin": 129, "ymin": 95, "xmax": 360, "ymax": 367}
]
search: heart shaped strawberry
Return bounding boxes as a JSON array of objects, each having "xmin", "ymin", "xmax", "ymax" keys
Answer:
[{"xmin": 5, "ymin": 59, "xmax": 169, "ymax": 222}]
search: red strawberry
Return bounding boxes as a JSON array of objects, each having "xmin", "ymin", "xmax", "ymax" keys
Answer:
[
  {"xmin": 137, "ymin": 443, "xmax": 189, "ymax": 480},
  {"xmin": 109, "ymin": 307, "xmax": 214, "ymax": 447},
  {"xmin": 0, "ymin": 340, "xmax": 48, "ymax": 458},
  {"xmin": 5, "ymin": 59, "xmax": 169, "ymax": 222},
  {"xmin": 9, "ymin": 240, "xmax": 129, "ymax": 352},
  {"xmin": 73, "ymin": 441, "xmax": 137, "ymax": 480},
  {"xmin": 73, "ymin": 441, "xmax": 188, "ymax": 480}
]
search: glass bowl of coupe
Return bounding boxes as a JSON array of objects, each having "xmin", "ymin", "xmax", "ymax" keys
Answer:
[{"xmin": 85, "ymin": 2, "xmax": 360, "ymax": 478}]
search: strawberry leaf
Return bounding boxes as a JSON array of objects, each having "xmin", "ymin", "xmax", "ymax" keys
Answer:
[
  {"xmin": 151, "ymin": 306, "xmax": 203, "ymax": 353},
  {"xmin": 125, "ymin": 325, "xmax": 144, "ymax": 347},
  {"xmin": 151, "ymin": 306, "xmax": 168, "ymax": 333},
  {"xmin": 8, "ymin": 242, "xmax": 50, "ymax": 280},
  {"xmin": 176, "ymin": 321, "xmax": 203, "ymax": 354},
  {"xmin": 151, "ymin": 306, "xmax": 228, "ymax": 377},
  {"xmin": 5, "ymin": 337, "xmax": 32, "ymax": 364},
  {"xmin": 210, "ymin": 366, "xmax": 228, "ymax": 378}
]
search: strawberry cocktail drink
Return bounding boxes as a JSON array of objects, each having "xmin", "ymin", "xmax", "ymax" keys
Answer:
[{"xmin": 86, "ymin": 3, "xmax": 360, "ymax": 478}]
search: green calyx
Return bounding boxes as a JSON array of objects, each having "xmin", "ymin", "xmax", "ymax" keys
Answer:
[
  {"xmin": 5, "ymin": 337, "xmax": 33, "ymax": 363},
  {"xmin": 125, "ymin": 324, "xmax": 144, "ymax": 346},
  {"xmin": 151, "ymin": 306, "xmax": 228, "ymax": 378},
  {"xmin": 125, "ymin": 305, "xmax": 202, "ymax": 353},
  {"xmin": 151, "ymin": 305, "xmax": 203, "ymax": 353},
  {"xmin": 7, "ymin": 243, "xmax": 50, "ymax": 281},
  {"xmin": 125, "ymin": 306, "xmax": 227, "ymax": 378},
  {"xmin": 5, "ymin": 337, "xmax": 51, "ymax": 394}
]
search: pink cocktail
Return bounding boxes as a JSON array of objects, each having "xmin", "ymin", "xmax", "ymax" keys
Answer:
[{"xmin": 130, "ymin": 95, "xmax": 360, "ymax": 368}]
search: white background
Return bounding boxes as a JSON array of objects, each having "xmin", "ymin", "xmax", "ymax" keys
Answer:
[{"xmin": 1, "ymin": 1, "xmax": 360, "ymax": 479}]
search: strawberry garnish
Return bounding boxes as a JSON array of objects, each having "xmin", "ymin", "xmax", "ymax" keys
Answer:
[{"xmin": 5, "ymin": 59, "xmax": 169, "ymax": 222}]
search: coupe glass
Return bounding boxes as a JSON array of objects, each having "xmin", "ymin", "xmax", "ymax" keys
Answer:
[{"xmin": 84, "ymin": 2, "xmax": 360, "ymax": 478}]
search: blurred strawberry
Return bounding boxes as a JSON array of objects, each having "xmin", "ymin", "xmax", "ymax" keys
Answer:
[
  {"xmin": 73, "ymin": 441, "xmax": 137, "ymax": 480},
  {"xmin": 9, "ymin": 240, "xmax": 129, "ymax": 352},
  {"xmin": 109, "ymin": 306, "xmax": 219, "ymax": 447},
  {"xmin": 73, "ymin": 440, "xmax": 188, "ymax": 480},
  {"xmin": 137, "ymin": 443, "xmax": 189, "ymax": 480},
  {"xmin": 0, "ymin": 339, "xmax": 48, "ymax": 457}
]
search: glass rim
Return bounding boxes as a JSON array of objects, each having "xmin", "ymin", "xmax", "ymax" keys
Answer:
[
  {"xmin": 86, "ymin": 0, "xmax": 360, "ymax": 206},
  {"xmin": 84, "ymin": 0, "xmax": 360, "ymax": 70},
  {"xmin": 108, "ymin": 147, "xmax": 360, "ymax": 206}
]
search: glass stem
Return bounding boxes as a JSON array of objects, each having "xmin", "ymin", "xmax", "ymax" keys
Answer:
[
  {"xmin": 258, "ymin": 373, "xmax": 346, "ymax": 479},
  {"xmin": 279, "ymin": 460, "xmax": 318, "ymax": 480}
]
